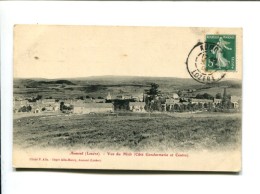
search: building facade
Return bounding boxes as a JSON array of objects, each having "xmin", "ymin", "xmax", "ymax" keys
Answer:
[{"xmin": 129, "ymin": 102, "xmax": 146, "ymax": 112}]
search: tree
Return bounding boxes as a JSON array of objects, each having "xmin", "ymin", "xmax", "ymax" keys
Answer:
[
  {"xmin": 227, "ymin": 101, "xmax": 233, "ymax": 109},
  {"xmin": 153, "ymin": 100, "xmax": 162, "ymax": 111},
  {"xmin": 145, "ymin": 83, "xmax": 161, "ymax": 100},
  {"xmin": 76, "ymin": 96, "xmax": 84, "ymax": 100},
  {"xmin": 174, "ymin": 104, "xmax": 180, "ymax": 112},
  {"xmin": 202, "ymin": 93, "xmax": 214, "ymax": 100},
  {"xmin": 216, "ymin": 93, "xmax": 222, "ymax": 99},
  {"xmin": 179, "ymin": 104, "xmax": 184, "ymax": 112},
  {"xmin": 196, "ymin": 93, "xmax": 213, "ymax": 100},
  {"xmin": 19, "ymin": 105, "xmax": 32, "ymax": 112},
  {"xmin": 192, "ymin": 103, "xmax": 198, "ymax": 111},
  {"xmin": 145, "ymin": 83, "xmax": 161, "ymax": 112},
  {"xmin": 198, "ymin": 103, "xmax": 203, "ymax": 110},
  {"xmin": 19, "ymin": 106, "xmax": 27, "ymax": 112},
  {"xmin": 27, "ymin": 105, "xmax": 32, "ymax": 112},
  {"xmin": 36, "ymin": 95, "xmax": 42, "ymax": 100},
  {"xmin": 187, "ymin": 103, "xmax": 192, "ymax": 111},
  {"xmin": 183, "ymin": 104, "xmax": 187, "ymax": 111},
  {"xmin": 196, "ymin": 94, "xmax": 204, "ymax": 99},
  {"xmin": 60, "ymin": 102, "xmax": 65, "ymax": 111},
  {"xmin": 177, "ymin": 90, "xmax": 183, "ymax": 97},
  {"xmin": 207, "ymin": 102, "xmax": 213, "ymax": 111}
]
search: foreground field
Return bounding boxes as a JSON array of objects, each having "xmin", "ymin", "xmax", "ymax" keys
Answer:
[{"xmin": 13, "ymin": 112, "xmax": 241, "ymax": 151}]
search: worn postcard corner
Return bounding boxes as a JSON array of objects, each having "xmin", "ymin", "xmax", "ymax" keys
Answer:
[{"xmin": 13, "ymin": 25, "xmax": 242, "ymax": 172}]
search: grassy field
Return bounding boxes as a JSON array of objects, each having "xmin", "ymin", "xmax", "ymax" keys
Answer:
[{"xmin": 13, "ymin": 112, "xmax": 241, "ymax": 151}]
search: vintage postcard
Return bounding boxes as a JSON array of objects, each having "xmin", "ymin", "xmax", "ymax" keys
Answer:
[{"xmin": 13, "ymin": 25, "xmax": 242, "ymax": 171}]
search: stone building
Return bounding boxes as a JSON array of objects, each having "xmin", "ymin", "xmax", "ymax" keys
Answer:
[{"xmin": 129, "ymin": 102, "xmax": 146, "ymax": 112}]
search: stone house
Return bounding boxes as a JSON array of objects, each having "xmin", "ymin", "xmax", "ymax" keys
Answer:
[
  {"xmin": 172, "ymin": 93, "xmax": 180, "ymax": 100},
  {"xmin": 162, "ymin": 98, "xmax": 180, "ymax": 111},
  {"xmin": 230, "ymin": 96, "xmax": 241, "ymax": 109},
  {"xmin": 129, "ymin": 102, "xmax": 146, "ymax": 112},
  {"xmin": 213, "ymin": 98, "xmax": 222, "ymax": 107}
]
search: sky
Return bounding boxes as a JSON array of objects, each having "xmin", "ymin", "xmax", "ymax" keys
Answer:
[{"xmin": 14, "ymin": 25, "xmax": 242, "ymax": 79}]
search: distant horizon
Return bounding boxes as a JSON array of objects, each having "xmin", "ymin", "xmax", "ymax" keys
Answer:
[{"xmin": 13, "ymin": 74, "xmax": 242, "ymax": 81}]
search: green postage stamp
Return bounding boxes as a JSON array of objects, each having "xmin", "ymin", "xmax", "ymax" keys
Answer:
[{"xmin": 206, "ymin": 35, "xmax": 236, "ymax": 71}]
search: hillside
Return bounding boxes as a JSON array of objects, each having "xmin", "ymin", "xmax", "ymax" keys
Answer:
[{"xmin": 13, "ymin": 76, "xmax": 242, "ymax": 99}]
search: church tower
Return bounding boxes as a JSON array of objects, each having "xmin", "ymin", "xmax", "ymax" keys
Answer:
[
  {"xmin": 223, "ymin": 88, "xmax": 227, "ymax": 99},
  {"xmin": 222, "ymin": 87, "xmax": 229, "ymax": 103}
]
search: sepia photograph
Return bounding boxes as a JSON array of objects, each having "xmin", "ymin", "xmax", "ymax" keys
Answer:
[
  {"xmin": 3, "ymin": 2, "xmax": 260, "ymax": 194},
  {"xmin": 13, "ymin": 25, "xmax": 242, "ymax": 171}
]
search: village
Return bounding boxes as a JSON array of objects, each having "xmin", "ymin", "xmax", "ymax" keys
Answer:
[{"xmin": 13, "ymin": 84, "xmax": 242, "ymax": 115}]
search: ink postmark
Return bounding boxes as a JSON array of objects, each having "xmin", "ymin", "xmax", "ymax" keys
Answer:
[
  {"xmin": 186, "ymin": 35, "xmax": 236, "ymax": 84},
  {"xmin": 186, "ymin": 41, "xmax": 225, "ymax": 84}
]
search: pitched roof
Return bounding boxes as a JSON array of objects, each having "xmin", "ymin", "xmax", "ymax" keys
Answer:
[{"xmin": 172, "ymin": 93, "xmax": 179, "ymax": 99}]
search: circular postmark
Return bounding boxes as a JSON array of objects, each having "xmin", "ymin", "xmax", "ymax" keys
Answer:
[{"xmin": 186, "ymin": 41, "xmax": 226, "ymax": 84}]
